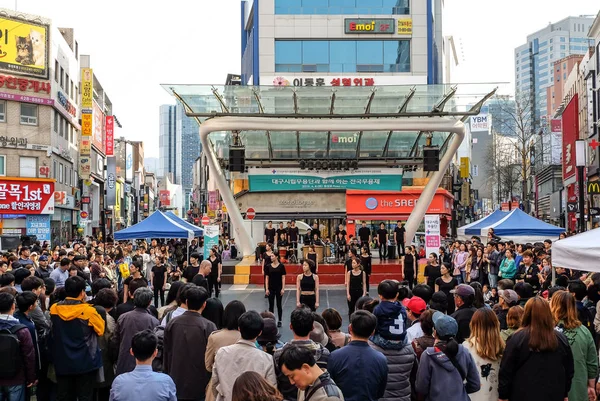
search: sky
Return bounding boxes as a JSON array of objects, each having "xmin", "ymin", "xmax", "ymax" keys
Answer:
[{"xmin": 1, "ymin": 0, "xmax": 598, "ymax": 157}]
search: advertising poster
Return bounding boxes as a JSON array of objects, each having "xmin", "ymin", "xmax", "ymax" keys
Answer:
[
  {"xmin": 26, "ymin": 214, "xmax": 51, "ymax": 244},
  {"xmin": 79, "ymin": 155, "xmax": 91, "ymax": 180},
  {"xmin": 424, "ymin": 215, "xmax": 441, "ymax": 258},
  {"xmin": 159, "ymin": 190, "xmax": 170, "ymax": 206},
  {"xmin": 82, "ymin": 113, "xmax": 92, "ymax": 136},
  {"xmin": 203, "ymin": 225, "xmax": 220, "ymax": 257},
  {"xmin": 0, "ymin": 178, "xmax": 54, "ymax": 214},
  {"xmin": 248, "ymin": 168, "xmax": 402, "ymax": 192},
  {"xmin": 0, "ymin": 15, "xmax": 49, "ymax": 78},
  {"xmin": 125, "ymin": 143, "xmax": 133, "ymax": 181},
  {"xmin": 80, "ymin": 136, "xmax": 91, "ymax": 156},
  {"xmin": 81, "ymin": 68, "xmax": 93, "ymax": 111}
]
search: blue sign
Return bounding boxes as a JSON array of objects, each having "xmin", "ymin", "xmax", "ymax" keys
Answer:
[
  {"xmin": 26, "ymin": 215, "xmax": 51, "ymax": 244},
  {"xmin": 203, "ymin": 225, "xmax": 220, "ymax": 259}
]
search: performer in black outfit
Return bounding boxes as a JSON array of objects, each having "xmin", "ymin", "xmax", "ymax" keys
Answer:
[
  {"xmin": 296, "ymin": 259, "xmax": 319, "ymax": 311},
  {"xmin": 264, "ymin": 221, "xmax": 276, "ymax": 244},
  {"xmin": 265, "ymin": 253, "xmax": 287, "ymax": 327},
  {"xmin": 394, "ymin": 221, "xmax": 406, "ymax": 257}
]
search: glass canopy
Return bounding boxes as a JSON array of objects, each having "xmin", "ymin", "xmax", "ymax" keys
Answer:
[{"xmin": 161, "ymin": 83, "xmax": 499, "ymax": 162}]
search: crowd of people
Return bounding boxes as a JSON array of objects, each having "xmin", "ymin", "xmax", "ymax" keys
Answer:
[{"xmin": 1, "ymin": 228, "xmax": 599, "ymax": 401}]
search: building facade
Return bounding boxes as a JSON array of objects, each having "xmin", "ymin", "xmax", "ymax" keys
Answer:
[
  {"xmin": 158, "ymin": 104, "xmax": 178, "ymax": 181},
  {"xmin": 515, "ymin": 16, "xmax": 595, "ymax": 127},
  {"xmin": 241, "ymin": 0, "xmax": 444, "ymax": 86}
]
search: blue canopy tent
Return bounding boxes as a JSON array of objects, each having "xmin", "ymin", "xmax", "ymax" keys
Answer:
[
  {"xmin": 114, "ymin": 211, "xmax": 194, "ymax": 241},
  {"xmin": 457, "ymin": 209, "xmax": 508, "ymax": 240},
  {"xmin": 462, "ymin": 208, "xmax": 564, "ymax": 243},
  {"xmin": 165, "ymin": 211, "xmax": 203, "ymax": 237}
]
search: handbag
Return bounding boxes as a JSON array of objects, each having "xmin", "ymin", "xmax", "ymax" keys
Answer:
[{"xmin": 470, "ymin": 268, "xmax": 479, "ymax": 280}]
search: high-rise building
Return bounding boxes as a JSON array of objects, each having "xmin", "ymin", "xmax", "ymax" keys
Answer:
[
  {"xmin": 515, "ymin": 16, "xmax": 595, "ymax": 125},
  {"xmin": 144, "ymin": 157, "xmax": 159, "ymax": 174},
  {"xmin": 158, "ymin": 104, "xmax": 178, "ymax": 182},
  {"xmin": 241, "ymin": 0, "xmax": 444, "ymax": 86},
  {"xmin": 158, "ymin": 103, "xmax": 201, "ymax": 211}
]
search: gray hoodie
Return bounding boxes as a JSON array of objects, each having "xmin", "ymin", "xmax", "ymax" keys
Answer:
[{"xmin": 415, "ymin": 344, "xmax": 480, "ymax": 401}]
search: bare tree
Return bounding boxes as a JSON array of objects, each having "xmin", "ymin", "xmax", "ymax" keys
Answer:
[
  {"xmin": 490, "ymin": 93, "xmax": 537, "ymax": 211},
  {"xmin": 486, "ymin": 133, "xmax": 522, "ymax": 207}
]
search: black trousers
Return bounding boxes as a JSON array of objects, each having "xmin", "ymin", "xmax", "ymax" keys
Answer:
[
  {"xmin": 348, "ymin": 289, "xmax": 363, "ymax": 318},
  {"xmin": 397, "ymin": 242, "xmax": 405, "ymax": 257},
  {"xmin": 56, "ymin": 371, "xmax": 96, "ymax": 401},
  {"xmin": 268, "ymin": 290, "xmax": 283, "ymax": 321},
  {"xmin": 365, "ymin": 273, "xmax": 371, "ymax": 293},
  {"xmin": 208, "ymin": 275, "xmax": 220, "ymax": 297},
  {"xmin": 378, "ymin": 243, "xmax": 387, "ymax": 259},
  {"xmin": 153, "ymin": 286, "xmax": 165, "ymax": 308},
  {"xmin": 299, "ymin": 294, "xmax": 316, "ymax": 311},
  {"xmin": 404, "ymin": 271, "xmax": 415, "ymax": 289}
]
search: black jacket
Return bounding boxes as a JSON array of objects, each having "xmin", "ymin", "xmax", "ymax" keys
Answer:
[
  {"xmin": 498, "ymin": 330, "xmax": 574, "ymax": 401},
  {"xmin": 450, "ymin": 305, "xmax": 477, "ymax": 344},
  {"xmin": 488, "ymin": 251, "xmax": 501, "ymax": 275}
]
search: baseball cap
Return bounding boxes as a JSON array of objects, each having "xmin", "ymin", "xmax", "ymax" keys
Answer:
[
  {"xmin": 39, "ymin": 255, "xmax": 48, "ymax": 261},
  {"xmin": 450, "ymin": 284, "xmax": 475, "ymax": 297},
  {"xmin": 406, "ymin": 296, "xmax": 427, "ymax": 315},
  {"xmin": 432, "ymin": 311, "xmax": 458, "ymax": 337},
  {"xmin": 499, "ymin": 289, "xmax": 519, "ymax": 306}
]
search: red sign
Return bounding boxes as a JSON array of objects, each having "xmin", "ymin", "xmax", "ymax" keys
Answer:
[
  {"xmin": 201, "ymin": 215, "xmax": 210, "ymax": 226},
  {"xmin": 105, "ymin": 116, "xmax": 114, "ymax": 156},
  {"xmin": 501, "ymin": 202, "xmax": 520, "ymax": 211},
  {"xmin": 562, "ymin": 95, "xmax": 578, "ymax": 181},
  {"xmin": 345, "ymin": 189, "xmax": 453, "ymax": 217},
  {"xmin": 551, "ymin": 119, "xmax": 562, "ymax": 133},
  {"xmin": 39, "ymin": 166, "xmax": 50, "ymax": 177},
  {"xmin": 80, "ymin": 211, "xmax": 89, "ymax": 219},
  {"xmin": 246, "ymin": 207, "xmax": 256, "ymax": 220},
  {"xmin": 81, "ymin": 196, "xmax": 91, "ymax": 204},
  {"xmin": 0, "ymin": 178, "xmax": 54, "ymax": 214},
  {"xmin": 159, "ymin": 190, "xmax": 171, "ymax": 206},
  {"xmin": 194, "ymin": 217, "xmax": 200, "ymax": 224},
  {"xmin": 0, "ymin": 74, "xmax": 50, "ymax": 94}
]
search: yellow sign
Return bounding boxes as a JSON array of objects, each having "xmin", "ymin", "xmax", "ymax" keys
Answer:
[
  {"xmin": 81, "ymin": 68, "xmax": 93, "ymax": 110},
  {"xmin": 397, "ymin": 18, "xmax": 413, "ymax": 35},
  {"xmin": 588, "ymin": 181, "xmax": 600, "ymax": 195},
  {"xmin": 82, "ymin": 113, "xmax": 92, "ymax": 136},
  {"xmin": 80, "ymin": 137, "xmax": 91, "ymax": 156},
  {"xmin": 460, "ymin": 157, "xmax": 470, "ymax": 178},
  {"xmin": 222, "ymin": 205, "xmax": 228, "ymax": 213},
  {"xmin": 0, "ymin": 15, "xmax": 49, "ymax": 78},
  {"xmin": 115, "ymin": 183, "xmax": 121, "ymax": 215}
]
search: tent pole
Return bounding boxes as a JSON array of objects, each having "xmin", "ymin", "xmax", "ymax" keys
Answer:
[{"xmin": 551, "ymin": 265, "xmax": 556, "ymax": 287}]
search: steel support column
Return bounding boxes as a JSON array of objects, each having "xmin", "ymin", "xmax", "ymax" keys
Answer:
[{"xmin": 199, "ymin": 117, "xmax": 465, "ymax": 257}]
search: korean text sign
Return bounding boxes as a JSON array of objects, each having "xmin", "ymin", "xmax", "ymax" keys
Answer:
[
  {"xmin": 0, "ymin": 16, "xmax": 49, "ymax": 78},
  {"xmin": 26, "ymin": 215, "xmax": 51, "ymax": 243},
  {"xmin": 0, "ymin": 178, "xmax": 54, "ymax": 214}
]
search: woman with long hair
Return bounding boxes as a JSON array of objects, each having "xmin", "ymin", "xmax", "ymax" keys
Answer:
[
  {"xmin": 464, "ymin": 308, "xmax": 504, "ymax": 401},
  {"xmin": 435, "ymin": 263, "xmax": 458, "ymax": 314},
  {"xmin": 498, "ymin": 249, "xmax": 516, "ymax": 281},
  {"xmin": 424, "ymin": 253, "xmax": 441, "ymax": 289},
  {"xmin": 550, "ymin": 291, "xmax": 597, "ymax": 401},
  {"xmin": 346, "ymin": 257, "xmax": 366, "ymax": 319},
  {"xmin": 412, "ymin": 309, "xmax": 435, "ymax": 361},
  {"xmin": 205, "ymin": 300, "xmax": 247, "ymax": 401},
  {"xmin": 231, "ymin": 371, "xmax": 283, "ymax": 401},
  {"xmin": 453, "ymin": 243, "xmax": 468, "ymax": 284},
  {"xmin": 498, "ymin": 297, "xmax": 574, "ymax": 401},
  {"xmin": 262, "ymin": 243, "xmax": 275, "ymax": 298},
  {"xmin": 265, "ymin": 253, "xmax": 286, "ymax": 327},
  {"xmin": 415, "ymin": 312, "xmax": 480, "ymax": 401},
  {"xmin": 296, "ymin": 259, "xmax": 319, "ymax": 311}
]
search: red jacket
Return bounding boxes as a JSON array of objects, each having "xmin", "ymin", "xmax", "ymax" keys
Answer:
[{"xmin": 0, "ymin": 316, "xmax": 36, "ymax": 386}]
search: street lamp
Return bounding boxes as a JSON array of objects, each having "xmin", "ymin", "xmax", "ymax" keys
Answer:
[{"xmin": 575, "ymin": 140, "xmax": 586, "ymax": 233}]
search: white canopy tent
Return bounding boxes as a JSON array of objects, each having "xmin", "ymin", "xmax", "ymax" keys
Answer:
[{"xmin": 552, "ymin": 227, "xmax": 600, "ymax": 272}]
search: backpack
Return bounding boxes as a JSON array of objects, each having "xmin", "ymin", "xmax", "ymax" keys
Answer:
[
  {"xmin": 152, "ymin": 325, "xmax": 165, "ymax": 372},
  {"xmin": 581, "ymin": 302, "xmax": 597, "ymax": 343},
  {"xmin": 0, "ymin": 324, "xmax": 27, "ymax": 378}
]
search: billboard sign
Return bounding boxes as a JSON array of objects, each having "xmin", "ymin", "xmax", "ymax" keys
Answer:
[
  {"xmin": 106, "ymin": 157, "xmax": 116, "ymax": 206},
  {"xmin": 397, "ymin": 18, "xmax": 413, "ymax": 35},
  {"xmin": 79, "ymin": 155, "xmax": 91, "ymax": 180},
  {"xmin": 0, "ymin": 178, "xmax": 54, "ymax": 214},
  {"xmin": 82, "ymin": 113, "xmax": 92, "ymax": 136},
  {"xmin": 562, "ymin": 95, "xmax": 578, "ymax": 181},
  {"xmin": 344, "ymin": 19, "xmax": 395, "ymax": 34},
  {"xmin": 203, "ymin": 225, "xmax": 220, "ymax": 257},
  {"xmin": 125, "ymin": 143, "xmax": 133, "ymax": 182},
  {"xmin": 470, "ymin": 114, "xmax": 490, "ymax": 132},
  {"xmin": 0, "ymin": 15, "xmax": 49, "ymax": 78},
  {"xmin": 105, "ymin": 116, "xmax": 114, "ymax": 156},
  {"xmin": 92, "ymin": 101, "xmax": 104, "ymax": 152},
  {"xmin": 81, "ymin": 68, "xmax": 93, "ymax": 111},
  {"xmin": 424, "ymin": 215, "xmax": 441, "ymax": 258},
  {"xmin": 26, "ymin": 214, "xmax": 51, "ymax": 243},
  {"xmin": 159, "ymin": 190, "xmax": 170, "ymax": 206},
  {"xmin": 248, "ymin": 168, "xmax": 402, "ymax": 192}
]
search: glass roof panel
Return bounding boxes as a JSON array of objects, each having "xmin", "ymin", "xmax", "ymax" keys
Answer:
[
  {"xmin": 270, "ymin": 131, "xmax": 298, "ymax": 159},
  {"xmin": 241, "ymin": 131, "xmax": 269, "ymax": 159},
  {"xmin": 386, "ymin": 131, "xmax": 419, "ymax": 158},
  {"xmin": 359, "ymin": 131, "xmax": 390, "ymax": 158},
  {"xmin": 162, "ymin": 83, "xmax": 501, "ymax": 117},
  {"xmin": 299, "ymin": 132, "xmax": 328, "ymax": 159},
  {"xmin": 329, "ymin": 132, "xmax": 360, "ymax": 159}
]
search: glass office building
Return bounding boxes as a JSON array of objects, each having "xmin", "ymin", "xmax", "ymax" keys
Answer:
[{"xmin": 241, "ymin": 0, "xmax": 444, "ymax": 86}]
